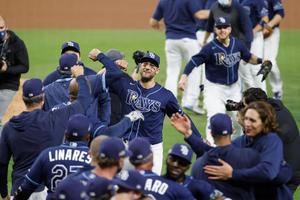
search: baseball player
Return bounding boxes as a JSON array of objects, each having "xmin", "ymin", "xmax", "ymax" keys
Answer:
[
  {"xmin": 53, "ymin": 73, "xmax": 145, "ymax": 139},
  {"xmin": 178, "ymin": 16, "xmax": 272, "ymax": 143},
  {"xmin": 203, "ymin": 102, "xmax": 293, "ymax": 200},
  {"xmin": 263, "ymin": 0, "xmax": 285, "ymax": 99},
  {"xmin": 0, "ymin": 65, "xmax": 92, "ymax": 200},
  {"xmin": 128, "ymin": 138, "xmax": 196, "ymax": 199},
  {"xmin": 163, "ymin": 143, "xmax": 224, "ymax": 200},
  {"xmin": 238, "ymin": 0, "xmax": 269, "ymax": 91},
  {"xmin": 43, "ymin": 41, "xmax": 96, "ymax": 86},
  {"xmin": 89, "ymin": 49, "xmax": 202, "ymax": 175},
  {"xmin": 43, "ymin": 53, "xmax": 111, "ymax": 129},
  {"xmin": 171, "ymin": 112, "xmax": 260, "ymax": 199},
  {"xmin": 202, "ymin": 0, "xmax": 253, "ymax": 49},
  {"xmin": 54, "ymin": 137, "xmax": 130, "ymax": 200},
  {"xmin": 150, "ymin": 0, "xmax": 210, "ymax": 114},
  {"xmin": 13, "ymin": 114, "xmax": 92, "ymax": 200}
]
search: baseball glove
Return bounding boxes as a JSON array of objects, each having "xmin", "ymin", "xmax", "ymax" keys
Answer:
[
  {"xmin": 256, "ymin": 60, "xmax": 272, "ymax": 82},
  {"xmin": 263, "ymin": 24, "xmax": 273, "ymax": 39}
]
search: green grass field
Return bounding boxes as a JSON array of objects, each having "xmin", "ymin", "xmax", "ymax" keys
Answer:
[{"xmin": 8, "ymin": 29, "xmax": 300, "ymax": 198}]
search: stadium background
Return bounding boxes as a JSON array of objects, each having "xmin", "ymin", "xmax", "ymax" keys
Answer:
[
  {"xmin": 1, "ymin": 0, "xmax": 299, "ymax": 29},
  {"xmin": 1, "ymin": 0, "xmax": 300, "ymax": 198}
]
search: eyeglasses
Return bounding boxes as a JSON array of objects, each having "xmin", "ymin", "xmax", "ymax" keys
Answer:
[
  {"xmin": 167, "ymin": 155, "xmax": 190, "ymax": 167},
  {"xmin": 216, "ymin": 25, "xmax": 230, "ymax": 30}
]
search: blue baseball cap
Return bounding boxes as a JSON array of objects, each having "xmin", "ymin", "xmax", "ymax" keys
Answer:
[
  {"xmin": 114, "ymin": 170, "xmax": 146, "ymax": 192},
  {"xmin": 98, "ymin": 137, "xmax": 130, "ymax": 160},
  {"xmin": 23, "ymin": 78, "xmax": 44, "ymax": 98},
  {"xmin": 215, "ymin": 16, "xmax": 231, "ymax": 27},
  {"xmin": 65, "ymin": 114, "xmax": 91, "ymax": 137},
  {"xmin": 59, "ymin": 53, "xmax": 78, "ymax": 72},
  {"xmin": 105, "ymin": 49, "xmax": 125, "ymax": 62},
  {"xmin": 168, "ymin": 143, "xmax": 193, "ymax": 163},
  {"xmin": 85, "ymin": 176, "xmax": 115, "ymax": 198},
  {"xmin": 128, "ymin": 137, "xmax": 153, "ymax": 164},
  {"xmin": 209, "ymin": 113, "xmax": 233, "ymax": 135},
  {"xmin": 61, "ymin": 41, "xmax": 80, "ymax": 54},
  {"xmin": 140, "ymin": 51, "xmax": 160, "ymax": 67}
]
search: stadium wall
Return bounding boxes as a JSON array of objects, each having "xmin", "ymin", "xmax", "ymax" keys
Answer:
[{"xmin": 1, "ymin": 0, "xmax": 299, "ymax": 29}]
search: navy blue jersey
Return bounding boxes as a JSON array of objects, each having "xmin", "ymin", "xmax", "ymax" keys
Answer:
[
  {"xmin": 44, "ymin": 74, "xmax": 111, "ymax": 126},
  {"xmin": 141, "ymin": 170, "xmax": 194, "ymax": 199},
  {"xmin": 191, "ymin": 144, "xmax": 259, "ymax": 200},
  {"xmin": 14, "ymin": 142, "xmax": 91, "ymax": 199},
  {"xmin": 0, "ymin": 75, "xmax": 92, "ymax": 197},
  {"xmin": 184, "ymin": 36, "xmax": 251, "ymax": 85},
  {"xmin": 43, "ymin": 78, "xmax": 72, "ymax": 111},
  {"xmin": 264, "ymin": 0, "xmax": 284, "ymax": 28},
  {"xmin": 97, "ymin": 53, "xmax": 182, "ymax": 145},
  {"xmin": 182, "ymin": 175, "xmax": 215, "ymax": 200},
  {"xmin": 239, "ymin": 0, "xmax": 268, "ymax": 28},
  {"xmin": 152, "ymin": 0, "xmax": 203, "ymax": 39},
  {"xmin": 43, "ymin": 64, "xmax": 96, "ymax": 86},
  {"xmin": 206, "ymin": 1, "xmax": 253, "ymax": 47}
]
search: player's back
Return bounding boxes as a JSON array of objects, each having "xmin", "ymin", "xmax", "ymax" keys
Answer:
[
  {"xmin": 153, "ymin": 0, "xmax": 202, "ymax": 39},
  {"xmin": 192, "ymin": 144, "xmax": 259, "ymax": 199},
  {"xmin": 44, "ymin": 78, "xmax": 72, "ymax": 111},
  {"xmin": 141, "ymin": 170, "xmax": 194, "ymax": 200},
  {"xmin": 41, "ymin": 143, "xmax": 91, "ymax": 195}
]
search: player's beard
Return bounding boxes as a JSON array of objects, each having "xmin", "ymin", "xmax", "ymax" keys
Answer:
[{"xmin": 140, "ymin": 74, "xmax": 155, "ymax": 83}]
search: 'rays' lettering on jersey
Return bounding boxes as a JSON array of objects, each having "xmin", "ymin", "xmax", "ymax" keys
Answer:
[
  {"xmin": 144, "ymin": 178, "xmax": 169, "ymax": 195},
  {"xmin": 48, "ymin": 149, "xmax": 91, "ymax": 164},
  {"xmin": 214, "ymin": 52, "xmax": 241, "ymax": 67},
  {"xmin": 126, "ymin": 89, "xmax": 161, "ymax": 112}
]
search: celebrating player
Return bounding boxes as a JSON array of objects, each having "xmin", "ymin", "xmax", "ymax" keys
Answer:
[
  {"xmin": 0, "ymin": 65, "xmax": 92, "ymax": 199},
  {"xmin": 178, "ymin": 16, "xmax": 272, "ymax": 143},
  {"xmin": 149, "ymin": 0, "xmax": 209, "ymax": 114},
  {"xmin": 13, "ymin": 114, "xmax": 92, "ymax": 199},
  {"xmin": 89, "ymin": 49, "xmax": 201, "ymax": 175}
]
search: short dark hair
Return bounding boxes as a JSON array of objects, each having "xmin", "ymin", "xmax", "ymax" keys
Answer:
[
  {"xmin": 65, "ymin": 134, "xmax": 86, "ymax": 142},
  {"xmin": 243, "ymin": 88, "xmax": 268, "ymax": 104},
  {"xmin": 22, "ymin": 94, "xmax": 44, "ymax": 107}
]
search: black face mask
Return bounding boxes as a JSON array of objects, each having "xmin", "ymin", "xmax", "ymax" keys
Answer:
[{"xmin": 0, "ymin": 30, "xmax": 6, "ymax": 42}]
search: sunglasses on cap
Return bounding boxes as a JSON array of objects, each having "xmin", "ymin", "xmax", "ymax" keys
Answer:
[{"xmin": 216, "ymin": 25, "xmax": 230, "ymax": 29}]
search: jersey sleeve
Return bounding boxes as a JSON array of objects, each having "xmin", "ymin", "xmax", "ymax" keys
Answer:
[
  {"xmin": 183, "ymin": 50, "xmax": 206, "ymax": 75},
  {"xmin": 184, "ymin": 132, "xmax": 213, "ymax": 157},
  {"xmin": 152, "ymin": 1, "xmax": 163, "ymax": 20},
  {"xmin": 188, "ymin": 0, "xmax": 204, "ymax": 14},
  {"xmin": 272, "ymin": 0, "xmax": 285, "ymax": 18},
  {"xmin": 206, "ymin": 9, "xmax": 215, "ymax": 33},
  {"xmin": 232, "ymin": 134, "xmax": 284, "ymax": 182}
]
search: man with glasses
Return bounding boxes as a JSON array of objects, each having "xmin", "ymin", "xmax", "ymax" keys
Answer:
[{"xmin": 178, "ymin": 16, "xmax": 271, "ymax": 144}]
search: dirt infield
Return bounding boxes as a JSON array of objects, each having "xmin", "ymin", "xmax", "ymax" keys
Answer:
[{"xmin": 1, "ymin": 0, "xmax": 299, "ymax": 29}]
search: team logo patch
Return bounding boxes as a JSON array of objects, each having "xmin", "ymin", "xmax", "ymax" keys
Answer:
[
  {"xmin": 149, "ymin": 52, "xmax": 155, "ymax": 59},
  {"xmin": 67, "ymin": 41, "xmax": 74, "ymax": 47},
  {"xmin": 219, "ymin": 17, "xmax": 226, "ymax": 23}
]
